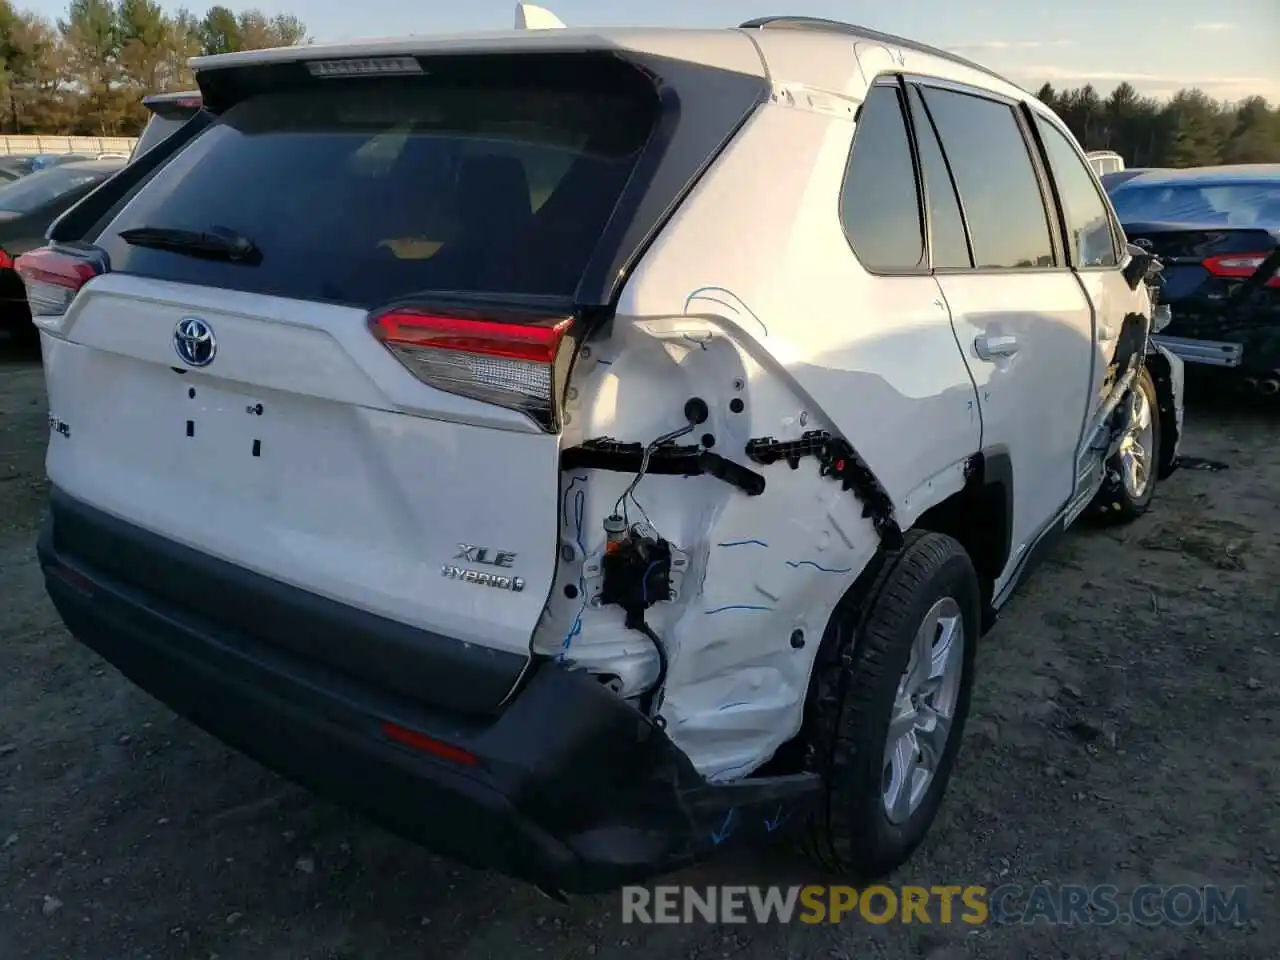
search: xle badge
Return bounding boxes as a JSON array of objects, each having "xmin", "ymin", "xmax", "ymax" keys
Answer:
[
  {"xmin": 453, "ymin": 544, "xmax": 516, "ymax": 567},
  {"xmin": 442, "ymin": 544, "xmax": 524, "ymax": 592}
]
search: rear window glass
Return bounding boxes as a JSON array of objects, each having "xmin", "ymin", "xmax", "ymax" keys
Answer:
[
  {"xmin": 99, "ymin": 63, "xmax": 660, "ymax": 307},
  {"xmin": 1110, "ymin": 182, "xmax": 1280, "ymax": 227}
]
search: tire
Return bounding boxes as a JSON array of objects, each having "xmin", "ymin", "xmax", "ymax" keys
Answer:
[
  {"xmin": 803, "ymin": 530, "xmax": 980, "ymax": 879},
  {"xmin": 1088, "ymin": 366, "xmax": 1161, "ymax": 525}
]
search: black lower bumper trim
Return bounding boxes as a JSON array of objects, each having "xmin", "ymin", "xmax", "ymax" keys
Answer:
[{"xmin": 38, "ymin": 489, "xmax": 819, "ymax": 893}]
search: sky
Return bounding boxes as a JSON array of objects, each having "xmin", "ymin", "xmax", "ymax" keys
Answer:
[{"xmin": 23, "ymin": 0, "xmax": 1280, "ymax": 103}]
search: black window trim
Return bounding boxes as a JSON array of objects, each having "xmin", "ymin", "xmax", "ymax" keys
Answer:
[
  {"xmin": 902, "ymin": 74, "xmax": 1067, "ymax": 276},
  {"xmin": 1025, "ymin": 107, "xmax": 1126, "ymax": 273},
  {"xmin": 837, "ymin": 74, "xmax": 932, "ymax": 278},
  {"xmin": 903, "ymin": 81, "xmax": 976, "ymax": 270},
  {"xmin": 1011, "ymin": 102, "xmax": 1068, "ymax": 269}
]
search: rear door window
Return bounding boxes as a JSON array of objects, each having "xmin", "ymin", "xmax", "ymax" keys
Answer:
[
  {"xmin": 919, "ymin": 86, "xmax": 1056, "ymax": 270},
  {"xmin": 98, "ymin": 63, "xmax": 659, "ymax": 308}
]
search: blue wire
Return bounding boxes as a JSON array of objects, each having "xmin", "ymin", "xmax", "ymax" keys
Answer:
[{"xmin": 785, "ymin": 559, "xmax": 853, "ymax": 574}]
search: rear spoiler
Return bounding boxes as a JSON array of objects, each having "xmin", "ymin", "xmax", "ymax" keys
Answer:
[{"xmin": 514, "ymin": 3, "xmax": 566, "ymax": 29}]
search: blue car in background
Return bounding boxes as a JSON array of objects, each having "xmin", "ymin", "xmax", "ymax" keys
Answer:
[
  {"xmin": 1100, "ymin": 168, "xmax": 1162, "ymax": 192},
  {"xmin": 1108, "ymin": 164, "xmax": 1280, "ymax": 391}
]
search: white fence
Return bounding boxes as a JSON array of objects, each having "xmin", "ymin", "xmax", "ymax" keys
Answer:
[{"xmin": 0, "ymin": 135, "xmax": 138, "ymax": 157}]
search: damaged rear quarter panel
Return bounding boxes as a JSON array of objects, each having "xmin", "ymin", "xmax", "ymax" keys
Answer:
[{"xmin": 535, "ymin": 99, "xmax": 982, "ymax": 782}]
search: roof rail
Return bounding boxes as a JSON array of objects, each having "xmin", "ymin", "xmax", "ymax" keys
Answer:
[{"xmin": 737, "ymin": 16, "xmax": 1018, "ymax": 89}]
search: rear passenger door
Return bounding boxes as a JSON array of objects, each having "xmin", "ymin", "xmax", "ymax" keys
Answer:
[{"xmin": 906, "ymin": 80, "xmax": 1095, "ymax": 594}]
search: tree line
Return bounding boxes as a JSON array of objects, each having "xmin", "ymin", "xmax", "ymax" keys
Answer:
[
  {"xmin": 0, "ymin": 0, "xmax": 306, "ymax": 135},
  {"xmin": 1, "ymin": 0, "xmax": 1278, "ymax": 167},
  {"xmin": 1036, "ymin": 82, "xmax": 1279, "ymax": 168}
]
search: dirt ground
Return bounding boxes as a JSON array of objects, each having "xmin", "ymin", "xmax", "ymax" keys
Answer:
[{"xmin": 1, "ymin": 334, "xmax": 1277, "ymax": 960}]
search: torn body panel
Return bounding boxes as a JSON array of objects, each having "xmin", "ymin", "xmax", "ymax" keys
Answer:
[
  {"xmin": 538, "ymin": 314, "xmax": 882, "ymax": 782},
  {"xmin": 533, "ymin": 100, "xmax": 983, "ymax": 782}
]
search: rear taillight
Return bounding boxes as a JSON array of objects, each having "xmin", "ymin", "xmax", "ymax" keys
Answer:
[
  {"xmin": 1203, "ymin": 252, "xmax": 1280, "ymax": 288},
  {"xmin": 369, "ymin": 306, "xmax": 575, "ymax": 431},
  {"xmin": 0, "ymin": 248, "xmax": 12, "ymax": 270},
  {"xmin": 14, "ymin": 246, "xmax": 106, "ymax": 317}
]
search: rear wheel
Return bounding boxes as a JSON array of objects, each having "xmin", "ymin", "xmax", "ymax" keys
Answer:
[{"xmin": 803, "ymin": 531, "xmax": 980, "ymax": 878}]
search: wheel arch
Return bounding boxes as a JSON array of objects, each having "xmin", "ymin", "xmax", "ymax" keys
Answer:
[
  {"xmin": 911, "ymin": 449, "xmax": 1012, "ymax": 626},
  {"xmin": 812, "ymin": 448, "xmax": 1011, "ymax": 664},
  {"xmin": 766, "ymin": 451, "xmax": 1010, "ymax": 778}
]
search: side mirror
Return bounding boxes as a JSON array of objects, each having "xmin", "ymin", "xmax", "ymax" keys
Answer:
[{"xmin": 1122, "ymin": 244, "xmax": 1154, "ymax": 290}]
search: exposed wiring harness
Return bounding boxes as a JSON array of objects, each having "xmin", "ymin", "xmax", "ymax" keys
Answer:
[
  {"xmin": 630, "ymin": 615, "xmax": 668, "ymax": 718},
  {"xmin": 613, "ymin": 416, "xmax": 698, "ymax": 526},
  {"xmin": 598, "ymin": 400, "xmax": 710, "ymax": 719}
]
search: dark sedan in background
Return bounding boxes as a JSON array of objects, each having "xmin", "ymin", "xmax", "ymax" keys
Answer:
[
  {"xmin": 0, "ymin": 153, "xmax": 101, "ymax": 180},
  {"xmin": 0, "ymin": 157, "xmax": 125, "ymax": 343},
  {"xmin": 1108, "ymin": 164, "xmax": 1280, "ymax": 392},
  {"xmin": 0, "ymin": 92, "xmax": 199, "ymax": 346}
]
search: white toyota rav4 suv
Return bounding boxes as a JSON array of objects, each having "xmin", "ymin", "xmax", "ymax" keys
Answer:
[{"xmin": 22, "ymin": 13, "xmax": 1184, "ymax": 896}]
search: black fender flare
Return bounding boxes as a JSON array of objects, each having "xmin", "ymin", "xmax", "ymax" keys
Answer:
[{"xmin": 809, "ymin": 446, "xmax": 1013, "ymax": 669}]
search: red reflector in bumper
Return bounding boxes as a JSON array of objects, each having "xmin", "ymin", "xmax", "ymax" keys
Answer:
[
  {"xmin": 48, "ymin": 562, "xmax": 96, "ymax": 597},
  {"xmin": 380, "ymin": 721, "xmax": 479, "ymax": 766}
]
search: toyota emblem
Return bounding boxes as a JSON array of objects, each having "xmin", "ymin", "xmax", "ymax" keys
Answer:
[{"xmin": 174, "ymin": 316, "xmax": 216, "ymax": 367}]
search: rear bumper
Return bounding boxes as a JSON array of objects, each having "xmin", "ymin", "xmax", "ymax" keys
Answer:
[
  {"xmin": 1154, "ymin": 298, "xmax": 1280, "ymax": 374},
  {"xmin": 1150, "ymin": 334, "xmax": 1244, "ymax": 368},
  {"xmin": 38, "ymin": 488, "xmax": 817, "ymax": 893}
]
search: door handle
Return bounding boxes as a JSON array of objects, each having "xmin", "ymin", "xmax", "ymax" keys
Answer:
[{"xmin": 974, "ymin": 334, "xmax": 1019, "ymax": 360}]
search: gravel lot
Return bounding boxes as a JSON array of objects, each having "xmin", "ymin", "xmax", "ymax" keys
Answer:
[{"xmin": 2, "ymin": 336, "xmax": 1277, "ymax": 959}]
